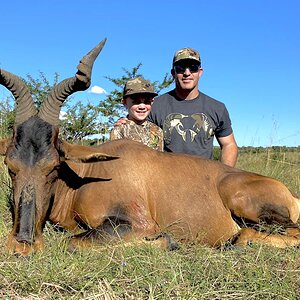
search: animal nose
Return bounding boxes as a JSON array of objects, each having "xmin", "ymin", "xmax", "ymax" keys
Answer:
[{"xmin": 16, "ymin": 233, "xmax": 33, "ymax": 245}]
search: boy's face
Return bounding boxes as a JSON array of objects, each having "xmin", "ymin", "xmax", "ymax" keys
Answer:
[{"xmin": 123, "ymin": 94, "xmax": 153, "ymax": 124}]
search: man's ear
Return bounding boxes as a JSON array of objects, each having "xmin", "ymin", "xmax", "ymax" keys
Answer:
[
  {"xmin": 198, "ymin": 67, "xmax": 204, "ymax": 77},
  {"xmin": 59, "ymin": 140, "xmax": 119, "ymax": 163},
  {"xmin": 171, "ymin": 68, "xmax": 175, "ymax": 78},
  {"xmin": 0, "ymin": 138, "xmax": 11, "ymax": 156}
]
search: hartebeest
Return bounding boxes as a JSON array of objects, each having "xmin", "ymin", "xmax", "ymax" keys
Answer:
[{"xmin": 0, "ymin": 39, "xmax": 300, "ymax": 256}]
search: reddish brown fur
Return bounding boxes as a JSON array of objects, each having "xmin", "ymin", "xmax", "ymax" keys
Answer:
[
  {"xmin": 1, "ymin": 38, "xmax": 299, "ymax": 256},
  {"xmin": 2, "ymin": 134, "xmax": 300, "ymax": 255},
  {"xmin": 48, "ymin": 139, "xmax": 300, "ymax": 251}
]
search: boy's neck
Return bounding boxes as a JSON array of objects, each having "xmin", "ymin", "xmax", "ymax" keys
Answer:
[{"xmin": 128, "ymin": 117, "xmax": 147, "ymax": 125}]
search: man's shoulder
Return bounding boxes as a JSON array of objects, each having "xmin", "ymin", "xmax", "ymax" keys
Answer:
[
  {"xmin": 155, "ymin": 89, "xmax": 176, "ymax": 102},
  {"xmin": 199, "ymin": 91, "xmax": 226, "ymax": 108}
]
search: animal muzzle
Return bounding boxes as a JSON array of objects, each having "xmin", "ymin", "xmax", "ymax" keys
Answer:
[{"xmin": 15, "ymin": 188, "xmax": 36, "ymax": 244}]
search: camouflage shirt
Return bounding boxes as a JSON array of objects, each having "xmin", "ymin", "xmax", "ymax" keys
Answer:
[{"xmin": 110, "ymin": 120, "xmax": 164, "ymax": 151}]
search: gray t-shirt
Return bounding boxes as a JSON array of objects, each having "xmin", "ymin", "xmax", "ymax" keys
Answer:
[{"xmin": 148, "ymin": 90, "xmax": 233, "ymax": 159}]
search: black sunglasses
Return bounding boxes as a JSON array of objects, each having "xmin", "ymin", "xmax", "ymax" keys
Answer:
[{"xmin": 174, "ymin": 64, "xmax": 201, "ymax": 74}]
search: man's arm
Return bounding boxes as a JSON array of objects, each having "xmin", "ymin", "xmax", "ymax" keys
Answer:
[{"xmin": 216, "ymin": 133, "xmax": 238, "ymax": 167}]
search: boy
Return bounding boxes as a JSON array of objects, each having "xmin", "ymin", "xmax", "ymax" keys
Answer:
[{"xmin": 110, "ymin": 77, "xmax": 163, "ymax": 151}]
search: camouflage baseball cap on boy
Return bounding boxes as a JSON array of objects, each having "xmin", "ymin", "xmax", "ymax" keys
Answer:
[
  {"xmin": 123, "ymin": 77, "xmax": 158, "ymax": 98},
  {"xmin": 172, "ymin": 47, "xmax": 201, "ymax": 65}
]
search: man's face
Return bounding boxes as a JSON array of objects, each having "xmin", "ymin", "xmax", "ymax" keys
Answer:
[
  {"xmin": 123, "ymin": 94, "xmax": 153, "ymax": 124},
  {"xmin": 172, "ymin": 59, "xmax": 203, "ymax": 92}
]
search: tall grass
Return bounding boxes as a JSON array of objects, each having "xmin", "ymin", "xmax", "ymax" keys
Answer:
[{"xmin": 0, "ymin": 150, "xmax": 299, "ymax": 299}]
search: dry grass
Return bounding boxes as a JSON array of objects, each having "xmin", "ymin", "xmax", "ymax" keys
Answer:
[{"xmin": 0, "ymin": 150, "xmax": 299, "ymax": 299}]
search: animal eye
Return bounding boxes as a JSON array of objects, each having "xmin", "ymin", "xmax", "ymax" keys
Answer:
[
  {"xmin": 8, "ymin": 169, "xmax": 17, "ymax": 177},
  {"xmin": 4, "ymin": 158, "xmax": 19, "ymax": 177}
]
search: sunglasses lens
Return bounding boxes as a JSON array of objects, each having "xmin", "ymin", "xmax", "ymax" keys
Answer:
[
  {"xmin": 174, "ymin": 64, "xmax": 200, "ymax": 74},
  {"xmin": 174, "ymin": 65, "xmax": 185, "ymax": 74},
  {"xmin": 189, "ymin": 64, "xmax": 200, "ymax": 72}
]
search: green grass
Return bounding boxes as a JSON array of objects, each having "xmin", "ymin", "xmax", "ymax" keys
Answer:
[{"xmin": 0, "ymin": 150, "xmax": 300, "ymax": 299}]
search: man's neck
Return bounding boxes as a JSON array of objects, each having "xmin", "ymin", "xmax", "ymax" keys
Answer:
[{"xmin": 175, "ymin": 88, "xmax": 199, "ymax": 100}]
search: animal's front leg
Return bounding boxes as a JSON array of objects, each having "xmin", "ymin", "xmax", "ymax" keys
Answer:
[
  {"xmin": 67, "ymin": 219, "xmax": 179, "ymax": 252},
  {"xmin": 7, "ymin": 232, "xmax": 44, "ymax": 256}
]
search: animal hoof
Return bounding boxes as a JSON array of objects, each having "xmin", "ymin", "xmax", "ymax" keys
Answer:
[
  {"xmin": 247, "ymin": 240, "xmax": 253, "ymax": 247},
  {"xmin": 67, "ymin": 241, "xmax": 79, "ymax": 253},
  {"xmin": 165, "ymin": 234, "xmax": 180, "ymax": 251}
]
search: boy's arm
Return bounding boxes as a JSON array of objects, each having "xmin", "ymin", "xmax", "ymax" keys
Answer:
[
  {"xmin": 158, "ymin": 129, "xmax": 164, "ymax": 151},
  {"xmin": 110, "ymin": 126, "xmax": 123, "ymax": 141}
]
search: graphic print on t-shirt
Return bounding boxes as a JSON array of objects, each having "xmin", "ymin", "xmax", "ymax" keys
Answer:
[{"xmin": 163, "ymin": 113, "xmax": 214, "ymax": 144}]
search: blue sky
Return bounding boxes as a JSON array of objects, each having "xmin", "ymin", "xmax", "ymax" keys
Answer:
[{"xmin": 0, "ymin": 0, "xmax": 299, "ymax": 147}]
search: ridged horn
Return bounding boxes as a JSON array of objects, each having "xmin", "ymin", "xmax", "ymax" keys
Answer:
[
  {"xmin": 0, "ymin": 69, "xmax": 37, "ymax": 125},
  {"xmin": 38, "ymin": 38, "xmax": 107, "ymax": 126}
]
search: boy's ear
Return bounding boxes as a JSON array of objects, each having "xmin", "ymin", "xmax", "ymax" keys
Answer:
[{"xmin": 121, "ymin": 98, "xmax": 127, "ymax": 105}]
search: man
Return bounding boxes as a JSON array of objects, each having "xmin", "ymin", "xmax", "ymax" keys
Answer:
[
  {"xmin": 148, "ymin": 47, "xmax": 238, "ymax": 167},
  {"xmin": 115, "ymin": 48, "xmax": 238, "ymax": 167},
  {"xmin": 110, "ymin": 77, "xmax": 164, "ymax": 151}
]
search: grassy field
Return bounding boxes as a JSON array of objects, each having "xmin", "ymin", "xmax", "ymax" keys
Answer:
[{"xmin": 0, "ymin": 149, "xmax": 299, "ymax": 299}]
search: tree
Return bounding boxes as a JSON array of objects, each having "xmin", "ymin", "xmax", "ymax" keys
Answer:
[
  {"xmin": 98, "ymin": 63, "xmax": 173, "ymax": 128},
  {"xmin": 1, "ymin": 64, "xmax": 173, "ymax": 144},
  {"xmin": 59, "ymin": 102, "xmax": 101, "ymax": 143},
  {"xmin": 1, "ymin": 71, "xmax": 60, "ymax": 138},
  {"xmin": 0, "ymin": 97, "xmax": 15, "ymax": 138},
  {"xmin": 23, "ymin": 71, "xmax": 59, "ymax": 109}
]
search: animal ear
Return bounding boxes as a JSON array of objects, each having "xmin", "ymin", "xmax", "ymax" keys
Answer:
[
  {"xmin": 0, "ymin": 138, "xmax": 11, "ymax": 155},
  {"xmin": 59, "ymin": 141, "xmax": 119, "ymax": 163}
]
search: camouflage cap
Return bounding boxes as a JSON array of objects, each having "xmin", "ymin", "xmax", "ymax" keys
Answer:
[
  {"xmin": 123, "ymin": 77, "xmax": 158, "ymax": 98},
  {"xmin": 172, "ymin": 47, "xmax": 201, "ymax": 65}
]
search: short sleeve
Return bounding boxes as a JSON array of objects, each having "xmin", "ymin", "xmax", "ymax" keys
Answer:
[
  {"xmin": 214, "ymin": 106, "xmax": 233, "ymax": 138},
  {"xmin": 110, "ymin": 127, "xmax": 123, "ymax": 141}
]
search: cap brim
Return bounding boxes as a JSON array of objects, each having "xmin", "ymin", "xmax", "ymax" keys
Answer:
[
  {"xmin": 173, "ymin": 57, "xmax": 200, "ymax": 65},
  {"xmin": 123, "ymin": 91, "xmax": 158, "ymax": 98}
]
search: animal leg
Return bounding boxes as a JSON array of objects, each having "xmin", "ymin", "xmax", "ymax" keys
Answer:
[
  {"xmin": 68, "ymin": 217, "xmax": 132, "ymax": 251},
  {"xmin": 68, "ymin": 218, "xmax": 179, "ymax": 252},
  {"xmin": 144, "ymin": 232, "xmax": 179, "ymax": 251},
  {"xmin": 286, "ymin": 227, "xmax": 300, "ymax": 237},
  {"xmin": 69, "ymin": 231, "xmax": 179, "ymax": 252},
  {"xmin": 232, "ymin": 228, "xmax": 300, "ymax": 248},
  {"xmin": 7, "ymin": 232, "xmax": 44, "ymax": 257},
  {"xmin": 219, "ymin": 173, "xmax": 300, "ymax": 235}
]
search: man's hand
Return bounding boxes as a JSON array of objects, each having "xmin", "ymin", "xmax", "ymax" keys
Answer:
[{"xmin": 114, "ymin": 117, "xmax": 129, "ymax": 127}]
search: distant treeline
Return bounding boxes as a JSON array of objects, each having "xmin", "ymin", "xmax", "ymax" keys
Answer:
[
  {"xmin": 213, "ymin": 145, "xmax": 300, "ymax": 161},
  {"xmin": 237, "ymin": 146, "xmax": 300, "ymax": 153}
]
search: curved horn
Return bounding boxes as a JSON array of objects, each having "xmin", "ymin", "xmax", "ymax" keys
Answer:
[
  {"xmin": 38, "ymin": 38, "xmax": 107, "ymax": 125},
  {"xmin": 0, "ymin": 69, "xmax": 37, "ymax": 125}
]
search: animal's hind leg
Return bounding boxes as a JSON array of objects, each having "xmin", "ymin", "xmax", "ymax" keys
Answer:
[
  {"xmin": 232, "ymin": 228, "xmax": 300, "ymax": 248},
  {"xmin": 219, "ymin": 173, "xmax": 300, "ymax": 248},
  {"xmin": 219, "ymin": 173, "xmax": 300, "ymax": 229}
]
